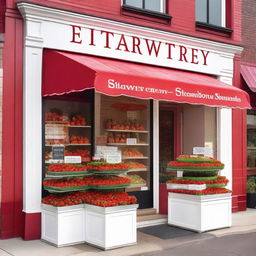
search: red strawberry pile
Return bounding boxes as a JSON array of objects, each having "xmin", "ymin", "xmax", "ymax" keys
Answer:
[
  {"xmin": 43, "ymin": 178, "xmax": 90, "ymax": 188},
  {"xmin": 42, "ymin": 191, "xmax": 137, "ymax": 207},
  {"xmin": 87, "ymin": 176, "xmax": 131, "ymax": 186},
  {"xmin": 168, "ymin": 161, "xmax": 224, "ymax": 168},
  {"xmin": 43, "ymin": 176, "xmax": 131, "ymax": 189},
  {"xmin": 42, "ymin": 191, "xmax": 88, "ymax": 207},
  {"xmin": 86, "ymin": 162, "xmax": 129, "ymax": 170},
  {"xmin": 47, "ymin": 164, "xmax": 87, "ymax": 173},
  {"xmin": 83, "ymin": 191, "xmax": 137, "ymax": 207},
  {"xmin": 167, "ymin": 176, "xmax": 229, "ymax": 185},
  {"xmin": 169, "ymin": 187, "xmax": 232, "ymax": 195}
]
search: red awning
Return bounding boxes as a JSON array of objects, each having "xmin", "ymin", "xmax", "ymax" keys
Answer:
[
  {"xmin": 42, "ymin": 50, "xmax": 251, "ymax": 109},
  {"xmin": 241, "ymin": 64, "xmax": 256, "ymax": 93}
]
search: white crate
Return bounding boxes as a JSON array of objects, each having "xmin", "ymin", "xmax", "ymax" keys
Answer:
[
  {"xmin": 168, "ymin": 193, "xmax": 232, "ymax": 232},
  {"xmin": 84, "ymin": 204, "xmax": 138, "ymax": 250},
  {"xmin": 41, "ymin": 204, "xmax": 86, "ymax": 247}
]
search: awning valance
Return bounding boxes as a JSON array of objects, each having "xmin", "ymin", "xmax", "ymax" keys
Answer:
[
  {"xmin": 241, "ymin": 64, "xmax": 256, "ymax": 93},
  {"xmin": 42, "ymin": 50, "xmax": 251, "ymax": 109}
]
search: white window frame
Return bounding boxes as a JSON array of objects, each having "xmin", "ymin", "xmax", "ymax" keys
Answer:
[
  {"xmin": 122, "ymin": 0, "xmax": 165, "ymax": 13},
  {"xmin": 196, "ymin": 0, "xmax": 226, "ymax": 27}
]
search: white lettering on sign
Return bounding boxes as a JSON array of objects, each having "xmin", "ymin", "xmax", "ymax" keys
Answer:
[
  {"xmin": 175, "ymin": 88, "xmax": 241, "ymax": 102},
  {"xmin": 108, "ymin": 79, "xmax": 172, "ymax": 95}
]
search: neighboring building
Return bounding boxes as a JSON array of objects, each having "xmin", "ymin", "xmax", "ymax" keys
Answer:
[
  {"xmin": 240, "ymin": 0, "xmax": 256, "ymax": 199},
  {"xmin": 0, "ymin": 0, "xmax": 249, "ymax": 240}
]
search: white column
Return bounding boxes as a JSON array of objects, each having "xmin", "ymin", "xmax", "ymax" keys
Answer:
[
  {"xmin": 153, "ymin": 100, "xmax": 159, "ymax": 211},
  {"xmin": 218, "ymin": 76, "xmax": 233, "ymax": 190},
  {"xmin": 23, "ymin": 20, "xmax": 43, "ymax": 213}
]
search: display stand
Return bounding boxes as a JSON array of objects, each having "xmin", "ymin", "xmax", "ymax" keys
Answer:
[
  {"xmin": 84, "ymin": 204, "xmax": 138, "ymax": 250},
  {"xmin": 167, "ymin": 155, "xmax": 232, "ymax": 232},
  {"xmin": 41, "ymin": 204, "xmax": 86, "ymax": 247},
  {"xmin": 168, "ymin": 193, "xmax": 231, "ymax": 232}
]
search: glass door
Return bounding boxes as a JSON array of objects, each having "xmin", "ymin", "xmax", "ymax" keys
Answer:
[{"xmin": 95, "ymin": 94, "xmax": 153, "ymax": 209}]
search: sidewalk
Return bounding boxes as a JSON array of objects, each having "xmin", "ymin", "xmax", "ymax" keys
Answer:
[{"xmin": 0, "ymin": 209, "xmax": 256, "ymax": 256}]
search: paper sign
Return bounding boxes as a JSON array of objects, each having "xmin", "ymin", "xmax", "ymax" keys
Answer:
[
  {"xmin": 96, "ymin": 146, "xmax": 118, "ymax": 153},
  {"xmin": 127, "ymin": 138, "xmax": 137, "ymax": 145},
  {"xmin": 193, "ymin": 147, "xmax": 213, "ymax": 157},
  {"xmin": 105, "ymin": 152, "xmax": 122, "ymax": 164},
  {"xmin": 93, "ymin": 153, "xmax": 105, "ymax": 161},
  {"xmin": 64, "ymin": 156, "xmax": 82, "ymax": 163},
  {"xmin": 52, "ymin": 146, "xmax": 65, "ymax": 160}
]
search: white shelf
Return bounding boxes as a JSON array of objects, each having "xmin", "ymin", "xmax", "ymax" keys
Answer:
[
  {"xmin": 129, "ymin": 184, "xmax": 147, "ymax": 188},
  {"xmin": 105, "ymin": 129, "xmax": 148, "ymax": 133},
  {"xmin": 45, "ymin": 144, "xmax": 91, "ymax": 147},
  {"xmin": 45, "ymin": 122, "xmax": 91, "ymax": 128},
  {"xmin": 69, "ymin": 125, "xmax": 91, "ymax": 128},
  {"xmin": 107, "ymin": 143, "xmax": 149, "ymax": 146},
  {"xmin": 122, "ymin": 157, "xmax": 148, "ymax": 160}
]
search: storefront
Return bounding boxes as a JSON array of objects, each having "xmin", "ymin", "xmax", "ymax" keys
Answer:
[{"xmin": 17, "ymin": 2, "xmax": 250, "ymax": 239}]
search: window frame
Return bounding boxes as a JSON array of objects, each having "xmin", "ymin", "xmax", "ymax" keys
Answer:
[
  {"xmin": 123, "ymin": 0, "xmax": 166, "ymax": 14},
  {"xmin": 196, "ymin": 0, "xmax": 226, "ymax": 27}
]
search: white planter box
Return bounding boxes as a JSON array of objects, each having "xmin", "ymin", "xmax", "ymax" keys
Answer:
[
  {"xmin": 168, "ymin": 193, "xmax": 232, "ymax": 232},
  {"xmin": 41, "ymin": 204, "xmax": 86, "ymax": 247},
  {"xmin": 84, "ymin": 204, "xmax": 138, "ymax": 250},
  {"xmin": 167, "ymin": 183, "xmax": 206, "ymax": 191}
]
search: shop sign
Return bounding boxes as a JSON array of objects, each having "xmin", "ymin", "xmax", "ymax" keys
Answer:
[
  {"xmin": 70, "ymin": 25, "xmax": 210, "ymax": 67},
  {"xmin": 52, "ymin": 145, "xmax": 64, "ymax": 160},
  {"xmin": 193, "ymin": 147, "xmax": 213, "ymax": 157}
]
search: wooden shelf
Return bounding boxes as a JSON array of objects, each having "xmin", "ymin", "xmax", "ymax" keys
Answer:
[
  {"xmin": 127, "ymin": 168, "xmax": 147, "ymax": 172},
  {"xmin": 122, "ymin": 157, "xmax": 148, "ymax": 160},
  {"xmin": 45, "ymin": 122, "xmax": 91, "ymax": 128},
  {"xmin": 105, "ymin": 129, "xmax": 148, "ymax": 133},
  {"xmin": 107, "ymin": 143, "xmax": 149, "ymax": 146},
  {"xmin": 248, "ymin": 147, "xmax": 256, "ymax": 150},
  {"xmin": 45, "ymin": 144, "xmax": 91, "ymax": 147}
]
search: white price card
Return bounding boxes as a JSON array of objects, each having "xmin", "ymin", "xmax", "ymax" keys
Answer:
[
  {"xmin": 105, "ymin": 152, "xmax": 122, "ymax": 164},
  {"xmin": 193, "ymin": 147, "xmax": 213, "ymax": 157},
  {"xmin": 64, "ymin": 156, "xmax": 82, "ymax": 164},
  {"xmin": 126, "ymin": 138, "xmax": 137, "ymax": 145}
]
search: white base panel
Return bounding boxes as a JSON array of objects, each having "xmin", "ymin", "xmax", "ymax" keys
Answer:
[
  {"xmin": 84, "ymin": 204, "xmax": 138, "ymax": 250},
  {"xmin": 168, "ymin": 193, "xmax": 232, "ymax": 232},
  {"xmin": 41, "ymin": 204, "xmax": 86, "ymax": 247}
]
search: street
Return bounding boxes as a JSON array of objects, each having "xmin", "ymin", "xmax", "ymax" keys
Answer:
[{"xmin": 139, "ymin": 232, "xmax": 256, "ymax": 256}]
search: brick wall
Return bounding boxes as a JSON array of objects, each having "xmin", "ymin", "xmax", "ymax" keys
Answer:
[{"xmin": 241, "ymin": 0, "xmax": 256, "ymax": 62}]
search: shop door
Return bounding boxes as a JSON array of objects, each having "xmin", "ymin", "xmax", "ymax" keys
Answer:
[{"xmin": 159, "ymin": 104, "xmax": 181, "ymax": 182}]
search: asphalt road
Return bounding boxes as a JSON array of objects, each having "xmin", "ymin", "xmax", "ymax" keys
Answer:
[{"xmin": 139, "ymin": 232, "xmax": 256, "ymax": 256}]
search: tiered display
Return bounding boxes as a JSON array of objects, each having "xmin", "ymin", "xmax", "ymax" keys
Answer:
[
  {"xmin": 167, "ymin": 155, "xmax": 232, "ymax": 232},
  {"xmin": 42, "ymin": 161, "xmax": 138, "ymax": 248}
]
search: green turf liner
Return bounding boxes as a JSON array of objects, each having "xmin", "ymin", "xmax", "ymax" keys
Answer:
[
  {"xmin": 206, "ymin": 183, "xmax": 227, "ymax": 188},
  {"xmin": 182, "ymin": 176, "xmax": 219, "ymax": 181},
  {"xmin": 44, "ymin": 185, "xmax": 89, "ymax": 191},
  {"xmin": 167, "ymin": 165, "xmax": 224, "ymax": 171},
  {"xmin": 47, "ymin": 171, "xmax": 90, "ymax": 176},
  {"xmin": 90, "ymin": 183, "xmax": 131, "ymax": 189},
  {"xmin": 176, "ymin": 158, "xmax": 216, "ymax": 163}
]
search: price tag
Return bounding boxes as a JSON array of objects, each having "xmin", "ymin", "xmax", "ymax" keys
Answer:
[
  {"xmin": 105, "ymin": 152, "xmax": 122, "ymax": 164},
  {"xmin": 96, "ymin": 146, "xmax": 118, "ymax": 154},
  {"xmin": 193, "ymin": 147, "xmax": 213, "ymax": 157},
  {"xmin": 126, "ymin": 138, "xmax": 137, "ymax": 145},
  {"xmin": 64, "ymin": 156, "xmax": 82, "ymax": 163},
  {"xmin": 52, "ymin": 146, "xmax": 64, "ymax": 160}
]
